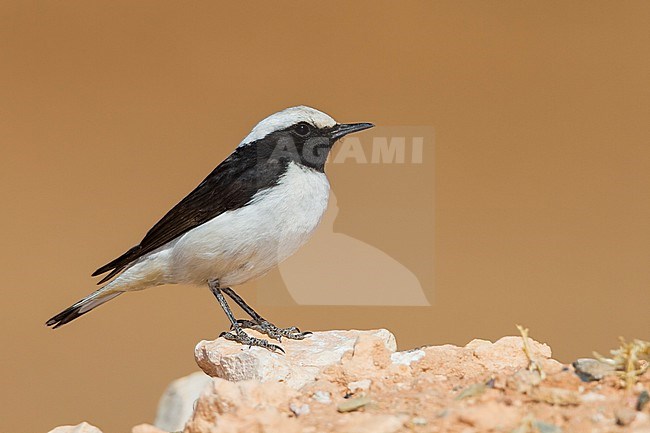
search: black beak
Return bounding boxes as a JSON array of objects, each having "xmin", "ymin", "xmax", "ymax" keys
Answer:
[{"xmin": 329, "ymin": 122, "xmax": 374, "ymax": 141}]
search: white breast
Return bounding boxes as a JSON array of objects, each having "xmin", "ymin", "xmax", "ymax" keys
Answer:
[{"xmin": 168, "ymin": 162, "xmax": 331, "ymax": 286}]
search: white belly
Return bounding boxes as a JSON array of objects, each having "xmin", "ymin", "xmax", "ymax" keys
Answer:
[{"xmin": 168, "ymin": 162, "xmax": 330, "ymax": 286}]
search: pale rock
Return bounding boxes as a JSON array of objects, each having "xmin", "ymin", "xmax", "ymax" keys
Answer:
[
  {"xmin": 154, "ymin": 371, "xmax": 212, "ymax": 432},
  {"xmin": 194, "ymin": 329, "xmax": 396, "ymax": 389},
  {"xmin": 414, "ymin": 336, "xmax": 561, "ymax": 380},
  {"xmin": 390, "ymin": 348, "xmax": 425, "ymax": 365},
  {"xmin": 334, "ymin": 333, "xmax": 393, "ymax": 381},
  {"xmin": 184, "ymin": 377, "xmax": 299, "ymax": 433},
  {"xmin": 132, "ymin": 424, "xmax": 167, "ymax": 433},
  {"xmin": 150, "ymin": 330, "xmax": 578, "ymax": 433},
  {"xmin": 413, "ymin": 343, "xmax": 472, "ymax": 378},
  {"xmin": 48, "ymin": 422, "xmax": 103, "ymax": 433},
  {"xmin": 573, "ymin": 358, "xmax": 617, "ymax": 381},
  {"xmin": 470, "ymin": 336, "xmax": 558, "ymax": 372},
  {"xmin": 507, "ymin": 369, "xmax": 543, "ymax": 393}
]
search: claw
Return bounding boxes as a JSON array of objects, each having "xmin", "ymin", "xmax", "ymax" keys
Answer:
[{"xmin": 219, "ymin": 329, "xmax": 285, "ymax": 353}]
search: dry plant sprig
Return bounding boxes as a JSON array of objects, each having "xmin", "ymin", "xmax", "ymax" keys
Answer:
[
  {"xmin": 594, "ymin": 338, "xmax": 650, "ymax": 389},
  {"xmin": 516, "ymin": 324, "xmax": 546, "ymax": 381}
]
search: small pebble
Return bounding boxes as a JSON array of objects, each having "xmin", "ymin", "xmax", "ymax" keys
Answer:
[
  {"xmin": 572, "ymin": 358, "xmax": 616, "ymax": 382},
  {"xmin": 312, "ymin": 390, "xmax": 331, "ymax": 404},
  {"xmin": 615, "ymin": 407, "xmax": 637, "ymax": 426},
  {"xmin": 532, "ymin": 420, "xmax": 562, "ymax": 433},
  {"xmin": 411, "ymin": 417, "xmax": 427, "ymax": 426},
  {"xmin": 347, "ymin": 379, "xmax": 371, "ymax": 393},
  {"xmin": 581, "ymin": 392, "xmax": 606, "ymax": 403},
  {"xmin": 590, "ymin": 412, "xmax": 605, "ymax": 423},
  {"xmin": 637, "ymin": 390, "xmax": 650, "ymax": 411},
  {"xmin": 455, "ymin": 383, "xmax": 486, "ymax": 400},
  {"xmin": 337, "ymin": 395, "xmax": 371, "ymax": 413},
  {"xmin": 289, "ymin": 403, "xmax": 310, "ymax": 417}
]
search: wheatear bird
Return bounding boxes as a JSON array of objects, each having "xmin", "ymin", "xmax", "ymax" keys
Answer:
[{"xmin": 46, "ymin": 106, "xmax": 373, "ymax": 351}]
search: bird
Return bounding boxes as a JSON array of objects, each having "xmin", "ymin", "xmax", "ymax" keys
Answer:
[{"xmin": 46, "ymin": 106, "xmax": 374, "ymax": 352}]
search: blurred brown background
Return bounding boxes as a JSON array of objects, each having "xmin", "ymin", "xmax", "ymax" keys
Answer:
[{"xmin": 1, "ymin": 1, "xmax": 649, "ymax": 432}]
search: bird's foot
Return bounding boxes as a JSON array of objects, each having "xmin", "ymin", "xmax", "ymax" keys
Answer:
[
  {"xmin": 219, "ymin": 328, "xmax": 284, "ymax": 353},
  {"xmin": 235, "ymin": 319, "xmax": 312, "ymax": 342}
]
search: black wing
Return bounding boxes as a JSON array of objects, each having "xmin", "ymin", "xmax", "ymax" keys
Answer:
[{"xmin": 92, "ymin": 146, "xmax": 285, "ymax": 284}]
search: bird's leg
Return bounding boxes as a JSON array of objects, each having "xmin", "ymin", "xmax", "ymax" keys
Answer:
[
  {"xmin": 208, "ymin": 279, "xmax": 283, "ymax": 353},
  {"xmin": 222, "ymin": 287, "xmax": 311, "ymax": 342}
]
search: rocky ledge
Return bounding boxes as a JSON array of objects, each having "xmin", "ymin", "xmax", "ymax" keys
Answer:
[{"xmin": 50, "ymin": 329, "xmax": 650, "ymax": 433}]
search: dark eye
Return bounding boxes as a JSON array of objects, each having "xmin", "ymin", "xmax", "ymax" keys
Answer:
[{"xmin": 294, "ymin": 123, "xmax": 311, "ymax": 137}]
